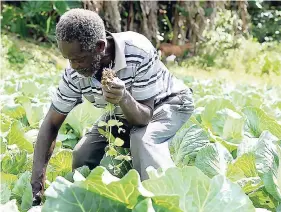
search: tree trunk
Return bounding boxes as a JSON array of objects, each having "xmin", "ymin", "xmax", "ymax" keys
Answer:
[
  {"xmin": 103, "ymin": 1, "xmax": 121, "ymax": 32},
  {"xmin": 238, "ymin": 0, "xmax": 249, "ymax": 34},
  {"xmin": 185, "ymin": 1, "xmax": 207, "ymax": 54},
  {"xmin": 82, "ymin": 0, "xmax": 103, "ymax": 13},
  {"xmin": 127, "ymin": 2, "xmax": 134, "ymax": 31},
  {"xmin": 172, "ymin": 2, "xmax": 180, "ymax": 45},
  {"xmin": 83, "ymin": 1, "xmax": 121, "ymax": 33},
  {"xmin": 140, "ymin": 0, "xmax": 159, "ymax": 46}
]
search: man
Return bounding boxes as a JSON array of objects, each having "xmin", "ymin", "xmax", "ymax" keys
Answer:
[{"xmin": 31, "ymin": 8, "xmax": 194, "ymax": 205}]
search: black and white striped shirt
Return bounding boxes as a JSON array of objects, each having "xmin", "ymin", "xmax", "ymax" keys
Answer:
[{"xmin": 51, "ymin": 31, "xmax": 188, "ymax": 116}]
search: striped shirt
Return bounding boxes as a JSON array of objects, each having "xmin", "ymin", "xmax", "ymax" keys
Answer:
[{"xmin": 51, "ymin": 31, "xmax": 188, "ymax": 116}]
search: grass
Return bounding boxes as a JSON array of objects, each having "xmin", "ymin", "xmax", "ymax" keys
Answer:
[
  {"xmin": 2, "ymin": 31, "xmax": 280, "ymax": 88},
  {"xmin": 172, "ymin": 65, "xmax": 281, "ymax": 88}
]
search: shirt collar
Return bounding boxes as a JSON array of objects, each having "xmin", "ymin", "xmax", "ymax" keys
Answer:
[{"xmin": 106, "ymin": 31, "xmax": 127, "ymax": 72}]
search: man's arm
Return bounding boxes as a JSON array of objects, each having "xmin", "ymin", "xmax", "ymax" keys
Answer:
[
  {"xmin": 31, "ymin": 106, "xmax": 66, "ymax": 205},
  {"xmin": 119, "ymin": 90, "xmax": 154, "ymax": 126},
  {"xmin": 102, "ymin": 78, "xmax": 155, "ymax": 127}
]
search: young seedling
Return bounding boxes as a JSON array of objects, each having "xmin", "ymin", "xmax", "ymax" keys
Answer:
[{"xmin": 98, "ymin": 68, "xmax": 132, "ymax": 176}]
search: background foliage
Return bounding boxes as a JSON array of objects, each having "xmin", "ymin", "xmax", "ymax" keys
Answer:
[{"xmin": 1, "ymin": 1, "xmax": 281, "ymax": 212}]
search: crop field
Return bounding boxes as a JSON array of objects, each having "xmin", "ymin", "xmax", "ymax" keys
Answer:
[{"xmin": 1, "ymin": 34, "xmax": 281, "ymax": 212}]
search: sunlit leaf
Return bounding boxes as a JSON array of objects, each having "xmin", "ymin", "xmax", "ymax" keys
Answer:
[
  {"xmin": 195, "ymin": 143, "xmax": 233, "ymax": 178},
  {"xmin": 170, "ymin": 124, "xmax": 210, "ymax": 166},
  {"xmin": 47, "ymin": 149, "xmax": 73, "ymax": 182},
  {"xmin": 243, "ymin": 106, "xmax": 281, "ymax": 139},
  {"xmin": 143, "ymin": 166, "xmax": 255, "ymax": 212},
  {"xmin": 0, "ymin": 199, "xmax": 20, "ymax": 212},
  {"xmin": 11, "ymin": 171, "xmax": 33, "ymax": 212},
  {"xmin": 7, "ymin": 121, "xmax": 33, "ymax": 153},
  {"xmin": 114, "ymin": 137, "xmax": 124, "ymax": 147}
]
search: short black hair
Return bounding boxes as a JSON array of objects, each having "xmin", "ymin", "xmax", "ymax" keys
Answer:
[{"xmin": 56, "ymin": 8, "xmax": 106, "ymax": 52}]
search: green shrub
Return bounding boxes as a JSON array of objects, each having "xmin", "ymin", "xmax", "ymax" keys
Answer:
[
  {"xmin": 249, "ymin": 2, "xmax": 281, "ymax": 42},
  {"xmin": 1, "ymin": 1, "xmax": 82, "ymax": 42}
]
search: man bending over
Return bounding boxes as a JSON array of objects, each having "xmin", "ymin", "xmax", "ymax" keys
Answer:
[{"xmin": 31, "ymin": 8, "xmax": 194, "ymax": 205}]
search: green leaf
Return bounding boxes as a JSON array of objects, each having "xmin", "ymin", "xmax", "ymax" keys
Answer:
[
  {"xmin": 47, "ymin": 149, "xmax": 73, "ymax": 182},
  {"xmin": 7, "ymin": 121, "xmax": 33, "ymax": 153},
  {"xmin": 237, "ymin": 137, "xmax": 259, "ymax": 157},
  {"xmin": 230, "ymin": 90, "xmax": 263, "ymax": 109},
  {"xmin": 65, "ymin": 1, "xmax": 82, "ymax": 9},
  {"xmin": 62, "ymin": 139, "xmax": 78, "ymax": 149},
  {"xmin": 226, "ymin": 153, "xmax": 265, "ymax": 197},
  {"xmin": 11, "ymin": 171, "xmax": 32, "ymax": 212},
  {"xmin": 0, "ymin": 183, "xmax": 11, "ymax": 204},
  {"xmin": 98, "ymin": 121, "xmax": 107, "ymax": 127},
  {"xmin": 143, "ymin": 166, "xmax": 255, "ymax": 212},
  {"xmin": 243, "ymin": 106, "xmax": 281, "ymax": 139},
  {"xmin": 169, "ymin": 124, "xmax": 210, "ymax": 166},
  {"xmin": 277, "ymin": 146, "xmax": 281, "ymax": 199},
  {"xmin": 21, "ymin": 100, "xmax": 44, "ymax": 128},
  {"xmin": 65, "ymin": 100, "xmax": 102, "ymax": 137},
  {"xmin": 81, "ymin": 167, "xmax": 153, "ymax": 209},
  {"xmin": 24, "ymin": 129, "xmax": 39, "ymax": 144},
  {"xmin": 114, "ymin": 137, "xmax": 124, "ymax": 147},
  {"xmin": 73, "ymin": 170, "xmax": 86, "ymax": 182},
  {"xmin": 108, "ymin": 119, "xmax": 123, "ymax": 127},
  {"xmin": 255, "ymin": 131, "xmax": 281, "ymax": 202},
  {"xmin": 207, "ymin": 129, "xmax": 238, "ymax": 152},
  {"xmin": 1, "ymin": 151, "xmax": 30, "ymax": 175},
  {"xmin": 248, "ymin": 187, "xmax": 279, "ymax": 211},
  {"xmin": 53, "ymin": 1, "xmax": 69, "ymax": 15},
  {"xmin": 201, "ymin": 98, "xmax": 236, "ymax": 128},
  {"xmin": 100, "ymin": 148, "xmax": 132, "ymax": 178},
  {"xmin": 0, "ymin": 199, "xmax": 20, "ymax": 212},
  {"xmin": 1, "ymin": 114, "xmax": 12, "ymax": 133},
  {"xmin": 115, "ymin": 155, "xmax": 131, "ymax": 161},
  {"xmin": 133, "ymin": 197, "xmax": 182, "ymax": 212},
  {"xmin": 195, "ymin": 143, "xmax": 233, "ymax": 178},
  {"xmin": 98, "ymin": 128, "xmax": 107, "ymax": 137},
  {"xmin": 43, "ymin": 166, "xmax": 154, "ymax": 212},
  {"xmin": 211, "ymin": 108, "xmax": 245, "ymax": 143},
  {"xmin": 227, "ymin": 153, "xmax": 258, "ymax": 182},
  {"xmin": 1, "ymin": 103, "xmax": 26, "ymax": 119},
  {"xmin": 105, "ymin": 103, "xmax": 115, "ymax": 113},
  {"xmin": 236, "ymin": 177, "xmax": 263, "ymax": 194},
  {"xmin": 0, "ymin": 172, "xmax": 18, "ymax": 188},
  {"xmin": 46, "ymin": 16, "xmax": 51, "ymax": 34},
  {"xmin": 42, "ymin": 176, "xmax": 131, "ymax": 212},
  {"xmin": 107, "ymin": 147, "xmax": 118, "ymax": 157},
  {"xmin": 133, "ymin": 198, "xmax": 154, "ymax": 212},
  {"xmin": 64, "ymin": 166, "xmax": 91, "ymax": 183},
  {"xmin": 1, "ymin": 137, "xmax": 7, "ymax": 154},
  {"xmin": 20, "ymin": 80, "xmax": 41, "ymax": 96},
  {"xmin": 76, "ymin": 166, "xmax": 91, "ymax": 178}
]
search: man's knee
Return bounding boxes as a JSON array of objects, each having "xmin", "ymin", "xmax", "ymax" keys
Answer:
[
  {"xmin": 130, "ymin": 127, "xmax": 154, "ymax": 152},
  {"xmin": 72, "ymin": 147, "xmax": 84, "ymax": 170},
  {"xmin": 72, "ymin": 137, "xmax": 107, "ymax": 170}
]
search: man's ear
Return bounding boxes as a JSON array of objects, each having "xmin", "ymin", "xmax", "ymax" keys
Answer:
[{"xmin": 95, "ymin": 40, "xmax": 106, "ymax": 53}]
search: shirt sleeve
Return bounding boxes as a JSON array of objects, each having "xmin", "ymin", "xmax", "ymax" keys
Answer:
[
  {"xmin": 131, "ymin": 49, "xmax": 164, "ymax": 101},
  {"xmin": 51, "ymin": 68, "xmax": 82, "ymax": 115}
]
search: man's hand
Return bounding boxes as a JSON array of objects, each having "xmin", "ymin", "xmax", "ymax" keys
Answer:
[
  {"xmin": 102, "ymin": 77, "xmax": 127, "ymax": 104},
  {"xmin": 32, "ymin": 182, "xmax": 43, "ymax": 206}
]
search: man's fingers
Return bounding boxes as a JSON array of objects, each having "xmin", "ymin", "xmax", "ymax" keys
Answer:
[
  {"xmin": 103, "ymin": 91, "xmax": 122, "ymax": 99},
  {"xmin": 104, "ymin": 95, "xmax": 119, "ymax": 104},
  {"xmin": 102, "ymin": 86, "xmax": 123, "ymax": 95},
  {"xmin": 109, "ymin": 77, "xmax": 125, "ymax": 89}
]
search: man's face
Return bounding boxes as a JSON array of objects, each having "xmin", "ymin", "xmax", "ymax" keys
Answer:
[{"xmin": 58, "ymin": 40, "xmax": 104, "ymax": 77}]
